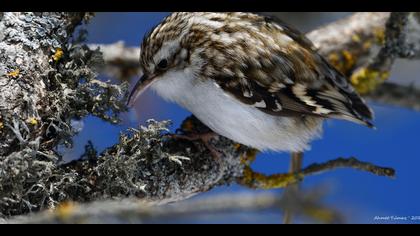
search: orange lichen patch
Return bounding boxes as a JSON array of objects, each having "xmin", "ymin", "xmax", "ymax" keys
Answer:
[
  {"xmin": 351, "ymin": 34, "xmax": 361, "ymax": 43},
  {"xmin": 373, "ymin": 27, "xmax": 386, "ymax": 45},
  {"xmin": 7, "ymin": 69, "xmax": 20, "ymax": 78},
  {"xmin": 327, "ymin": 50, "xmax": 357, "ymax": 74},
  {"xmin": 341, "ymin": 50, "xmax": 356, "ymax": 72},
  {"xmin": 55, "ymin": 201, "xmax": 76, "ymax": 220},
  {"xmin": 350, "ymin": 67, "xmax": 390, "ymax": 94},
  {"xmin": 52, "ymin": 48, "xmax": 64, "ymax": 62},
  {"xmin": 27, "ymin": 117, "xmax": 39, "ymax": 126},
  {"xmin": 327, "ymin": 53, "xmax": 344, "ymax": 73},
  {"xmin": 362, "ymin": 40, "xmax": 372, "ymax": 50},
  {"xmin": 239, "ymin": 166, "xmax": 303, "ymax": 189},
  {"xmin": 328, "ymin": 53, "xmax": 340, "ymax": 66},
  {"xmin": 0, "ymin": 116, "xmax": 3, "ymax": 133}
]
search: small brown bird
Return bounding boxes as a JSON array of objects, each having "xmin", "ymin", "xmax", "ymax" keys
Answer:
[{"xmin": 128, "ymin": 12, "xmax": 373, "ymax": 153}]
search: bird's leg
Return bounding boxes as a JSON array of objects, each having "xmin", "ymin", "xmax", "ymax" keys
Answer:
[
  {"xmin": 169, "ymin": 132, "xmax": 222, "ymax": 159},
  {"xmin": 283, "ymin": 152, "xmax": 304, "ymax": 224},
  {"xmin": 237, "ymin": 150, "xmax": 304, "ymax": 224}
]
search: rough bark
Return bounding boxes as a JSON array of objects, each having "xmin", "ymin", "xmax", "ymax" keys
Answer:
[
  {"xmin": 0, "ymin": 12, "xmax": 88, "ymax": 156},
  {"xmin": 0, "ymin": 12, "xmax": 127, "ymax": 216}
]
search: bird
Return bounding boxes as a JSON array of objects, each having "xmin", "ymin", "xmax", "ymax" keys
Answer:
[{"xmin": 127, "ymin": 12, "xmax": 373, "ymax": 155}]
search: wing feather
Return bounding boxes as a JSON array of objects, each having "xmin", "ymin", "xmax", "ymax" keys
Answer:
[{"xmin": 212, "ymin": 14, "xmax": 374, "ymax": 127}]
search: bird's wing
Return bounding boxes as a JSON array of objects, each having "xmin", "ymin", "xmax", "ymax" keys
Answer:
[{"xmin": 213, "ymin": 15, "xmax": 374, "ymax": 127}]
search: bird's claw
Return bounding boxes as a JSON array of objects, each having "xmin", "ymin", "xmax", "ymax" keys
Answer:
[{"xmin": 168, "ymin": 132, "xmax": 222, "ymax": 160}]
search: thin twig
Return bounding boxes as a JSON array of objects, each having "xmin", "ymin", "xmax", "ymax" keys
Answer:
[
  {"xmin": 302, "ymin": 157, "xmax": 395, "ymax": 178},
  {"xmin": 363, "ymin": 13, "xmax": 410, "ymax": 74},
  {"xmin": 239, "ymin": 156, "xmax": 395, "ymax": 190}
]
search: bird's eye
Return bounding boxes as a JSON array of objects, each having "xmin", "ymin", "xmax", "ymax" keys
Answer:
[{"xmin": 157, "ymin": 59, "xmax": 168, "ymax": 70}]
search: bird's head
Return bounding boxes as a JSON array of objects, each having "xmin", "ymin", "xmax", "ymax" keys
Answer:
[
  {"xmin": 127, "ymin": 13, "xmax": 200, "ymax": 107},
  {"xmin": 127, "ymin": 12, "xmax": 266, "ymax": 107}
]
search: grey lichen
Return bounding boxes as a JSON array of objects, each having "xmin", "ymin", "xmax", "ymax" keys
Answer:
[
  {"xmin": 1, "ymin": 117, "xmax": 246, "ymax": 217},
  {"xmin": 402, "ymin": 13, "xmax": 420, "ymax": 59},
  {"xmin": 87, "ymin": 117, "xmax": 246, "ymax": 204},
  {"xmin": 0, "ymin": 12, "xmax": 128, "ymax": 216},
  {"xmin": 0, "ymin": 12, "xmax": 82, "ymax": 156}
]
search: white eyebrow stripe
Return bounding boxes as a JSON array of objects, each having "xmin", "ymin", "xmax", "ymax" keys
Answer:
[{"xmin": 152, "ymin": 39, "xmax": 181, "ymax": 66}]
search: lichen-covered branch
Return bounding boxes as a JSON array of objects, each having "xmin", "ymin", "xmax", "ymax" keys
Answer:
[
  {"xmin": 307, "ymin": 12, "xmax": 390, "ymax": 76},
  {"xmin": 61, "ymin": 118, "xmax": 247, "ymax": 204},
  {"xmin": 0, "ymin": 12, "xmax": 128, "ymax": 216},
  {"xmin": 239, "ymin": 156, "xmax": 394, "ymax": 190},
  {"xmin": 348, "ymin": 13, "xmax": 412, "ymax": 94},
  {"xmin": 1, "ymin": 12, "xmax": 415, "ymax": 219},
  {"xmin": 314, "ymin": 12, "xmax": 420, "ymax": 96},
  {"xmin": 0, "ymin": 12, "xmax": 89, "ymax": 156},
  {"xmin": 369, "ymin": 12, "xmax": 409, "ymax": 70}
]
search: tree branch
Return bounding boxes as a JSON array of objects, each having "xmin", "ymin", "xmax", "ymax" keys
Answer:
[
  {"xmin": 0, "ymin": 12, "xmax": 127, "ymax": 216},
  {"xmin": 366, "ymin": 82, "xmax": 420, "ymax": 111},
  {"xmin": 307, "ymin": 12, "xmax": 390, "ymax": 73},
  {"xmin": 6, "ymin": 190, "xmax": 344, "ymax": 224},
  {"xmin": 88, "ymin": 41, "xmax": 141, "ymax": 82}
]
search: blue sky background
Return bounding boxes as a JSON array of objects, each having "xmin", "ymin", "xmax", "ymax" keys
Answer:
[{"xmin": 65, "ymin": 13, "xmax": 420, "ymax": 223}]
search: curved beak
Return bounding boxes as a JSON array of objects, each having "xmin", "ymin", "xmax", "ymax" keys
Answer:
[{"xmin": 127, "ymin": 73, "xmax": 156, "ymax": 107}]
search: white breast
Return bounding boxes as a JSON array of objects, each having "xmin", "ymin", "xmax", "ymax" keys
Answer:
[{"xmin": 151, "ymin": 68, "xmax": 323, "ymax": 152}]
